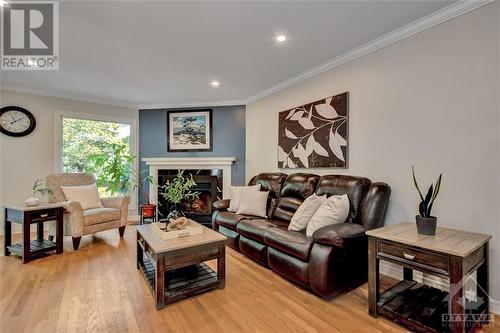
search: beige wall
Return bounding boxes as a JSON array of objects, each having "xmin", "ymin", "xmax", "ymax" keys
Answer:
[
  {"xmin": 246, "ymin": 3, "xmax": 500, "ymax": 302},
  {"xmin": 0, "ymin": 90, "xmax": 138, "ymax": 225}
]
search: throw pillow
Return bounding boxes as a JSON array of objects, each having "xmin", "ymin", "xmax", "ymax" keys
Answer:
[
  {"xmin": 236, "ymin": 190, "xmax": 269, "ymax": 218},
  {"xmin": 228, "ymin": 184, "xmax": 261, "ymax": 213},
  {"xmin": 288, "ymin": 194, "xmax": 327, "ymax": 231},
  {"xmin": 61, "ymin": 183, "xmax": 103, "ymax": 210},
  {"xmin": 306, "ymin": 194, "xmax": 350, "ymax": 237}
]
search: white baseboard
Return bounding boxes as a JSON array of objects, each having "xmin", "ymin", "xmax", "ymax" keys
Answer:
[{"xmin": 380, "ymin": 261, "xmax": 499, "ymax": 315}]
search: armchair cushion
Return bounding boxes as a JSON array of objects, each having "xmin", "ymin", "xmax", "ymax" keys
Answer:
[
  {"xmin": 61, "ymin": 183, "xmax": 103, "ymax": 210},
  {"xmin": 84, "ymin": 207, "xmax": 121, "ymax": 226},
  {"xmin": 101, "ymin": 196, "xmax": 130, "ymax": 227},
  {"xmin": 312, "ymin": 223, "xmax": 366, "ymax": 248},
  {"xmin": 213, "ymin": 199, "xmax": 230, "ymax": 211}
]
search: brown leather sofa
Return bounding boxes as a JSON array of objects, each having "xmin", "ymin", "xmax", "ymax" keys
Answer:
[{"xmin": 212, "ymin": 172, "xmax": 391, "ymax": 299}]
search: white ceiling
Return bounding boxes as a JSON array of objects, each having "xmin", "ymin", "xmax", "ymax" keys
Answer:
[{"xmin": 1, "ymin": 0, "xmax": 458, "ymax": 108}]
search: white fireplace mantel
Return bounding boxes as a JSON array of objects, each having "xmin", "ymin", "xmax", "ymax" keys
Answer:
[{"xmin": 142, "ymin": 157, "xmax": 237, "ymax": 204}]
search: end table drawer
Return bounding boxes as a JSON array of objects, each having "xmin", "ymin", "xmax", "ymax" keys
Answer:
[
  {"xmin": 378, "ymin": 241, "xmax": 449, "ymax": 275},
  {"xmin": 31, "ymin": 209, "xmax": 58, "ymax": 222}
]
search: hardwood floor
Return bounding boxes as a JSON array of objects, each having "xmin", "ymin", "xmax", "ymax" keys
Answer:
[{"xmin": 1, "ymin": 226, "xmax": 498, "ymax": 333}]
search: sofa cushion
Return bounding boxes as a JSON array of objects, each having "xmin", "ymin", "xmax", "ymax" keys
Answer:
[
  {"xmin": 248, "ymin": 173, "xmax": 288, "ymax": 217},
  {"xmin": 214, "ymin": 211, "xmax": 261, "ymax": 230},
  {"xmin": 236, "ymin": 219, "xmax": 288, "ymax": 243},
  {"xmin": 272, "ymin": 173, "xmax": 320, "ymax": 222},
  {"xmin": 315, "ymin": 175, "xmax": 371, "ymax": 224},
  {"xmin": 264, "ymin": 228, "xmax": 314, "ymax": 261},
  {"xmin": 84, "ymin": 207, "xmax": 120, "ymax": 226}
]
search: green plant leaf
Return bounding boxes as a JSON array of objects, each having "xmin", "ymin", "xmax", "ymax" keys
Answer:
[{"xmin": 412, "ymin": 166, "xmax": 424, "ymax": 200}]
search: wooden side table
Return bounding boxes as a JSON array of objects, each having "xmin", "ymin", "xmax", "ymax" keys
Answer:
[
  {"xmin": 3, "ymin": 203, "xmax": 64, "ymax": 264},
  {"xmin": 367, "ymin": 222, "xmax": 491, "ymax": 333}
]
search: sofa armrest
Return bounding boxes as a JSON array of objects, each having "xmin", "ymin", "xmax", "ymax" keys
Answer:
[
  {"xmin": 101, "ymin": 196, "xmax": 130, "ymax": 226},
  {"xmin": 213, "ymin": 199, "xmax": 230, "ymax": 211},
  {"xmin": 312, "ymin": 223, "xmax": 367, "ymax": 248}
]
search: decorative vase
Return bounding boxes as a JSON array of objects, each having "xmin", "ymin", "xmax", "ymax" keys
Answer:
[
  {"xmin": 416, "ymin": 215, "xmax": 437, "ymax": 236},
  {"xmin": 141, "ymin": 204, "xmax": 156, "ymax": 218},
  {"xmin": 25, "ymin": 197, "xmax": 40, "ymax": 207}
]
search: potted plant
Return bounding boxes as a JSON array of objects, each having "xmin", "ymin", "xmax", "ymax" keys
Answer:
[
  {"xmin": 87, "ymin": 143, "xmax": 157, "ymax": 216},
  {"xmin": 159, "ymin": 170, "xmax": 199, "ymax": 221},
  {"xmin": 412, "ymin": 166, "xmax": 442, "ymax": 235},
  {"xmin": 25, "ymin": 179, "xmax": 52, "ymax": 206}
]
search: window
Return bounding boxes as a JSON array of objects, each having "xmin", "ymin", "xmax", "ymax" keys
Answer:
[{"xmin": 57, "ymin": 111, "xmax": 136, "ymax": 202}]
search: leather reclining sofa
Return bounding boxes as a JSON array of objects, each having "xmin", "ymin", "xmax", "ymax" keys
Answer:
[{"xmin": 212, "ymin": 173, "xmax": 391, "ymax": 298}]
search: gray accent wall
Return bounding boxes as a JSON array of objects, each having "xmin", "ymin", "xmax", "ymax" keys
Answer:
[{"xmin": 139, "ymin": 105, "xmax": 246, "ymax": 204}]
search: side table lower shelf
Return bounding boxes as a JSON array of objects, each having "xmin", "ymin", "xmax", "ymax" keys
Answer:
[{"xmin": 7, "ymin": 239, "xmax": 58, "ymax": 258}]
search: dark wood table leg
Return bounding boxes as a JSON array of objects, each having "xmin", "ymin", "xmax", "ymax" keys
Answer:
[
  {"xmin": 22, "ymin": 212, "xmax": 31, "ymax": 264},
  {"xmin": 449, "ymin": 256, "xmax": 465, "ymax": 333},
  {"xmin": 4, "ymin": 208, "xmax": 11, "ymax": 256},
  {"xmin": 403, "ymin": 267, "xmax": 413, "ymax": 281},
  {"xmin": 136, "ymin": 231, "xmax": 143, "ymax": 269},
  {"xmin": 155, "ymin": 256, "xmax": 165, "ymax": 309},
  {"xmin": 477, "ymin": 243, "xmax": 489, "ymax": 324},
  {"xmin": 368, "ymin": 236, "xmax": 379, "ymax": 317},
  {"xmin": 218, "ymin": 244, "xmax": 226, "ymax": 289},
  {"xmin": 56, "ymin": 208, "xmax": 63, "ymax": 254},
  {"xmin": 37, "ymin": 222, "xmax": 44, "ymax": 241}
]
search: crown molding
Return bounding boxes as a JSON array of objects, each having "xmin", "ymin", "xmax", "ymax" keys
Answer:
[
  {"xmin": 244, "ymin": 0, "xmax": 495, "ymax": 104},
  {"xmin": 137, "ymin": 99, "xmax": 246, "ymax": 110},
  {"xmin": 1, "ymin": 84, "xmax": 137, "ymax": 109}
]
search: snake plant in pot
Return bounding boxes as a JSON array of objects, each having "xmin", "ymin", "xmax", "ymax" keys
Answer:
[{"xmin": 412, "ymin": 166, "xmax": 442, "ymax": 235}]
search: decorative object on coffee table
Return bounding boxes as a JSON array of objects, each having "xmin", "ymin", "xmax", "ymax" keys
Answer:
[
  {"xmin": 136, "ymin": 221, "xmax": 226, "ymax": 309},
  {"xmin": 412, "ymin": 166, "xmax": 442, "ymax": 235},
  {"xmin": 151, "ymin": 218, "xmax": 203, "ymax": 240},
  {"xmin": 24, "ymin": 178, "xmax": 52, "ymax": 207},
  {"xmin": 3, "ymin": 202, "xmax": 64, "ymax": 264},
  {"xmin": 159, "ymin": 170, "xmax": 199, "ymax": 220},
  {"xmin": 367, "ymin": 222, "xmax": 491, "ymax": 333},
  {"xmin": 167, "ymin": 109, "xmax": 213, "ymax": 152},
  {"xmin": 278, "ymin": 92, "xmax": 348, "ymax": 168}
]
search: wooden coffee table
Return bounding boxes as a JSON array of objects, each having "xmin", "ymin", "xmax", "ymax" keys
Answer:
[{"xmin": 136, "ymin": 222, "xmax": 227, "ymax": 309}]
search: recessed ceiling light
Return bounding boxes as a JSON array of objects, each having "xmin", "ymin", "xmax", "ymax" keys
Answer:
[
  {"xmin": 211, "ymin": 80, "xmax": 220, "ymax": 87},
  {"xmin": 276, "ymin": 35, "xmax": 287, "ymax": 43}
]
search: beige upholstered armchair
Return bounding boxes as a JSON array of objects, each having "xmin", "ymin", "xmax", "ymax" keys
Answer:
[{"xmin": 46, "ymin": 173, "xmax": 130, "ymax": 250}]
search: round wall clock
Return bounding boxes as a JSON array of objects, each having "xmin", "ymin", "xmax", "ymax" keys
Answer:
[{"xmin": 0, "ymin": 106, "xmax": 36, "ymax": 137}]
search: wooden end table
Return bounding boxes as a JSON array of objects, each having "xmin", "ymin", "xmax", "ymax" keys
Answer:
[
  {"xmin": 367, "ymin": 222, "xmax": 491, "ymax": 333},
  {"xmin": 3, "ymin": 203, "xmax": 64, "ymax": 264},
  {"xmin": 136, "ymin": 222, "xmax": 227, "ymax": 309}
]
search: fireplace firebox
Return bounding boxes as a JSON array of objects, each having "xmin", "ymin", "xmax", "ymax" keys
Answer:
[{"xmin": 157, "ymin": 169, "xmax": 222, "ymax": 227}]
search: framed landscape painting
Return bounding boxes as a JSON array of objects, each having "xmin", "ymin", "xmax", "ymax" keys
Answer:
[
  {"xmin": 167, "ymin": 109, "xmax": 213, "ymax": 152},
  {"xmin": 278, "ymin": 92, "xmax": 348, "ymax": 168}
]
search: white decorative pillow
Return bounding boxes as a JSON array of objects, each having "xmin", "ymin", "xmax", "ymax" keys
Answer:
[
  {"xmin": 236, "ymin": 190, "xmax": 269, "ymax": 218},
  {"xmin": 61, "ymin": 183, "xmax": 103, "ymax": 210},
  {"xmin": 306, "ymin": 194, "xmax": 350, "ymax": 237},
  {"xmin": 228, "ymin": 184, "xmax": 261, "ymax": 213},
  {"xmin": 288, "ymin": 194, "xmax": 327, "ymax": 231}
]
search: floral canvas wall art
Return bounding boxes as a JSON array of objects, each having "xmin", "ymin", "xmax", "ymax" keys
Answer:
[{"xmin": 278, "ymin": 92, "xmax": 348, "ymax": 168}]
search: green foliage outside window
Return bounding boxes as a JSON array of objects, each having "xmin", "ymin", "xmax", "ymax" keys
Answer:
[{"xmin": 62, "ymin": 117, "xmax": 131, "ymax": 196}]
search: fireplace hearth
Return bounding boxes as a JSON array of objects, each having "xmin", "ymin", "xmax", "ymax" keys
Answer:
[{"xmin": 157, "ymin": 169, "xmax": 222, "ymax": 226}]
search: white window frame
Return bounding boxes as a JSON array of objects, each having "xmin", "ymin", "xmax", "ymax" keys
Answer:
[{"xmin": 55, "ymin": 110, "xmax": 138, "ymax": 211}]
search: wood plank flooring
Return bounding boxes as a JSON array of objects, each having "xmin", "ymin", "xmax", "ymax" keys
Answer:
[{"xmin": 1, "ymin": 226, "xmax": 498, "ymax": 333}]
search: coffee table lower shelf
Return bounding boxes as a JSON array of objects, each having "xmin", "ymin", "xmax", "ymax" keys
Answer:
[{"xmin": 138, "ymin": 255, "xmax": 219, "ymax": 305}]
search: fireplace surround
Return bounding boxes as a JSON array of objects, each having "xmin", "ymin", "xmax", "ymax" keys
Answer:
[{"xmin": 142, "ymin": 157, "xmax": 237, "ymax": 225}]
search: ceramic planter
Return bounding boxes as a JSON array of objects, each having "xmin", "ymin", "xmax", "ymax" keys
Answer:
[{"xmin": 416, "ymin": 215, "xmax": 437, "ymax": 236}]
